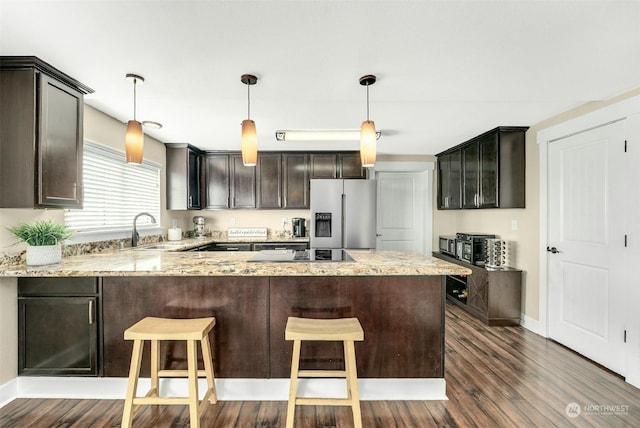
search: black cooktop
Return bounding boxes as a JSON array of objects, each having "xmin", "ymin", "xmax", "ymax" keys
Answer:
[{"xmin": 248, "ymin": 248, "xmax": 354, "ymax": 262}]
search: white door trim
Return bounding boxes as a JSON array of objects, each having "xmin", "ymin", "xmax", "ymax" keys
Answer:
[
  {"xmin": 537, "ymin": 95, "xmax": 640, "ymax": 339},
  {"xmin": 372, "ymin": 161, "xmax": 435, "ymax": 255}
]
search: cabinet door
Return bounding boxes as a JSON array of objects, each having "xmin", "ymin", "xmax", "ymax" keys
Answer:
[
  {"xmin": 466, "ymin": 267, "xmax": 489, "ymax": 315},
  {"xmin": 438, "ymin": 150, "xmax": 462, "ymax": 209},
  {"xmin": 478, "ymin": 133, "xmax": 499, "ymax": 208},
  {"xmin": 187, "ymin": 148, "xmax": 201, "ymax": 209},
  {"xmin": 282, "ymin": 153, "xmax": 309, "ymax": 208},
  {"xmin": 205, "ymin": 154, "xmax": 230, "ymax": 208},
  {"xmin": 19, "ymin": 296, "xmax": 98, "ymax": 375},
  {"xmin": 462, "ymin": 142, "xmax": 480, "ymax": 208},
  {"xmin": 310, "ymin": 154, "xmax": 338, "ymax": 178},
  {"xmin": 230, "ymin": 154, "xmax": 256, "ymax": 208},
  {"xmin": 166, "ymin": 145, "xmax": 202, "ymax": 210},
  {"xmin": 338, "ymin": 153, "xmax": 365, "ymax": 178},
  {"xmin": 38, "ymin": 74, "xmax": 84, "ymax": 208},
  {"xmin": 256, "ymin": 153, "xmax": 282, "ymax": 208}
]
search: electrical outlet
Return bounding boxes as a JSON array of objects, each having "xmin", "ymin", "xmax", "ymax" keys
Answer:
[
  {"xmin": 511, "ymin": 219, "xmax": 518, "ymax": 230},
  {"xmin": 230, "ymin": 217, "xmax": 236, "ymax": 226}
]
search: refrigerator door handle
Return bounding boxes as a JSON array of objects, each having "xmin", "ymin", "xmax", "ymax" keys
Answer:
[{"xmin": 341, "ymin": 193, "xmax": 347, "ymax": 248}]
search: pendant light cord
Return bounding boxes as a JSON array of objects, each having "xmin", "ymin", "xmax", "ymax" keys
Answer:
[
  {"xmin": 133, "ymin": 78, "xmax": 137, "ymax": 121},
  {"xmin": 247, "ymin": 82, "xmax": 251, "ymax": 120},
  {"xmin": 366, "ymin": 82, "xmax": 370, "ymax": 122}
]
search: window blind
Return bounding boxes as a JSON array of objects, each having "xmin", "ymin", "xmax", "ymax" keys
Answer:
[{"xmin": 65, "ymin": 140, "xmax": 161, "ymax": 234}]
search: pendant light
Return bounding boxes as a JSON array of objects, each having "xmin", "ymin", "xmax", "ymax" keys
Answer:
[
  {"xmin": 241, "ymin": 74, "xmax": 258, "ymax": 166},
  {"xmin": 125, "ymin": 73, "xmax": 144, "ymax": 164},
  {"xmin": 359, "ymin": 74, "xmax": 377, "ymax": 168}
]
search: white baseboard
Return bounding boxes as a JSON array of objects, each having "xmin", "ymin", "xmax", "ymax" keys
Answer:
[
  {"xmin": 6, "ymin": 377, "xmax": 447, "ymax": 404},
  {"xmin": 0, "ymin": 378, "xmax": 17, "ymax": 408},
  {"xmin": 521, "ymin": 312, "xmax": 545, "ymax": 337}
]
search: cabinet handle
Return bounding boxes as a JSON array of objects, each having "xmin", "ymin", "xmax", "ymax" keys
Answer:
[
  {"xmin": 88, "ymin": 300, "xmax": 94, "ymax": 325},
  {"xmin": 188, "ymin": 195, "xmax": 192, "ymax": 207}
]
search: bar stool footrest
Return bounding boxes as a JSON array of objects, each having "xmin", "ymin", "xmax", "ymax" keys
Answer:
[{"xmin": 297, "ymin": 369, "xmax": 347, "ymax": 378}]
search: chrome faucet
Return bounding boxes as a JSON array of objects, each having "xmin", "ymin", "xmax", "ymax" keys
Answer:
[{"xmin": 132, "ymin": 212, "xmax": 156, "ymax": 247}]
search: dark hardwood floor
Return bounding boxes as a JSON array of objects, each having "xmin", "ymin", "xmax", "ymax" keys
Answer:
[{"xmin": 2, "ymin": 302, "xmax": 639, "ymax": 427}]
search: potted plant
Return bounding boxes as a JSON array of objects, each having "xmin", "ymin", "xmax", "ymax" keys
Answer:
[{"xmin": 7, "ymin": 219, "xmax": 73, "ymax": 266}]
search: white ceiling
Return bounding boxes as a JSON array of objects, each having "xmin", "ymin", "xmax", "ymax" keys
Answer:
[{"xmin": 2, "ymin": 0, "xmax": 639, "ymax": 155}]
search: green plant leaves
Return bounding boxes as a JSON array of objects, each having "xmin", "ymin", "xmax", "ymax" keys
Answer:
[{"xmin": 7, "ymin": 220, "xmax": 73, "ymax": 246}]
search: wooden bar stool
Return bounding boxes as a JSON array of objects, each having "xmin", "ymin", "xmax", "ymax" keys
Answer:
[
  {"xmin": 285, "ymin": 316, "xmax": 364, "ymax": 428},
  {"xmin": 121, "ymin": 317, "xmax": 217, "ymax": 428}
]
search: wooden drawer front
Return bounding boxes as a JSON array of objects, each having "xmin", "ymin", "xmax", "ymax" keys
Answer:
[{"xmin": 19, "ymin": 277, "xmax": 98, "ymax": 296}]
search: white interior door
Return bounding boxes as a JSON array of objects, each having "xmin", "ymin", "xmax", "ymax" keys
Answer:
[
  {"xmin": 547, "ymin": 120, "xmax": 627, "ymax": 375},
  {"xmin": 375, "ymin": 171, "xmax": 426, "ymax": 253}
]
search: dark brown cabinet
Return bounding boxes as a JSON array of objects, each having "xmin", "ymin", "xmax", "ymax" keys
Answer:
[
  {"xmin": 437, "ymin": 149, "xmax": 462, "ymax": 209},
  {"xmin": 204, "ymin": 153, "xmax": 230, "ymax": 209},
  {"xmin": 437, "ymin": 126, "xmax": 527, "ymax": 209},
  {"xmin": 230, "ymin": 153, "xmax": 256, "ymax": 208},
  {"xmin": 256, "ymin": 153, "xmax": 282, "ymax": 208},
  {"xmin": 18, "ymin": 277, "xmax": 100, "ymax": 376},
  {"xmin": 282, "ymin": 153, "xmax": 309, "ymax": 208},
  {"xmin": 256, "ymin": 153, "xmax": 310, "ymax": 209},
  {"xmin": 166, "ymin": 144, "xmax": 202, "ymax": 210},
  {"xmin": 310, "ymin": 153, "xmax": 366, "ymax": 179},
  {"xmin": 435, "ymin": 253, "xmax": 522, "ymax": 326},
  {"xmin": 0, "ymin": 56, "xmax": 93, "ymax": 208}
]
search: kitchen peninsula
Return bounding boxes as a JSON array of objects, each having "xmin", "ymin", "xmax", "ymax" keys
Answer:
[{"xmin": 1, "ymin": 247, "xmax": 470, "ymax": 400}]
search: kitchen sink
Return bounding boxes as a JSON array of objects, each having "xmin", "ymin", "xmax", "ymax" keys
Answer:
[{"xmin": 135, "ymin": 243, "xmax": 183, "ymax": 250}]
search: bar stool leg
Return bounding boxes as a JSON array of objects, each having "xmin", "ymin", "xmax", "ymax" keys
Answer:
[
  {"xmin": 344, "ymin": 340, "xmax": 362, "ymax": 428},
  {"xmin": 150, "ymin": 339, "xmax": 160, "ymax": 397},
  {"xmin": 122, "ymin": 339, "xmax": 143, "ymax": 428},
  {"xmin": 285, "ymin": 339, "xmax": 302, "ymax": 428},
  {"xmin": 186, "ymin": 339, "xmax": 200, "ymax": 428},
  {"xmin": 200, "ymin": 336, "xmax": 217, "ymax": 404}
]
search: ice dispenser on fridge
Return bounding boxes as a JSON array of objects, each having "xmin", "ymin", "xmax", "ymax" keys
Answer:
[{"xmin": 314, "ymin": 213, "xmax": 332, "ymax": 237}]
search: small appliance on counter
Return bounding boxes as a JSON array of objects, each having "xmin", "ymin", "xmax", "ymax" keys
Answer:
[
  {"xmin": 438, "ymin": 235, "xmax": 456, "ymax": 257},
  {"xmin": 192, "ymin": 216, "xmax": 206, "ymax": 238},
  {"xmin": 485, "ymin": 239, "xmax": 509, "ymax": 268},
  {"xmin": 168, "ymin": 219, "xmax": 182, "ymax": 241},
  {"xmin": 455, "ymin": 233, "xmax": 496, "ymax": 265},
  {"xmin": 292, "ymin": 218, "xmax": 306, "ymax": 237}
]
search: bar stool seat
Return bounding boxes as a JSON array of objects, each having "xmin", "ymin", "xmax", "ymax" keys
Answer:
[
  {"xmin": 285, "ymin": 316, "xmax": 364, "ymax": 428},
  {"xmin": 121, "ymin": 317, "xmax": 217, "ymax": 428}
]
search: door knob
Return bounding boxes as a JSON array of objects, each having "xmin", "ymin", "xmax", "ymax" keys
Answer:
[{"xmin": 546, "ymin": 246, "xmax": 561, "ymax": 254}]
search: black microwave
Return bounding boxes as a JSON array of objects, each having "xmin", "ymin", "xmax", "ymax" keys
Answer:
[
  {"xmin": 455, "ymin": 233, "xmax": 495, "ymax": 265},
  {"xmin": 439, "ymin": 235, "xmax": 456, "ymax": 257}
]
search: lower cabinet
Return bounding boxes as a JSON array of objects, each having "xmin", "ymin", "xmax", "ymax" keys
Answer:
[
  {"xmin": 18, "ymin": 277, "xmax": 100, "ymax": 376},
  {"xmin": 435, "ymin": 253, "xmax": 522, "ymax": 326}
]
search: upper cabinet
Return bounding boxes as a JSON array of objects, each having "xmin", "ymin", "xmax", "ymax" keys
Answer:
[
  {"xmin": 282, "ymin": 153, "xmax": 309, "ymax": 208},
  {"xmin": 256, "ymin": 153, "xmax": 310, "ymax": 209},
  {"xmin": 230, "ymin": 153, "xmax": 256, "ymax": 208},
  {"xmin": 437, "ymin": 126, "xmax": 528, "ymax": 210},
  {"xmin": 204, "ymin": 153, "xmax": 230, "ymax": 209},
  {"xmin": 166, "ymin": 144, "xmax": 202, "ymax": 210},
  {"xmin": 310, "ymin": 153, "xmax": 367, "ymax": 179},
  {"xmin": 0, "ymin": 56, "xmax": 93, "ymax": 208},
  {"xmin": 437, "ymin": 149, "xmax": 462, "ymax": 209}
]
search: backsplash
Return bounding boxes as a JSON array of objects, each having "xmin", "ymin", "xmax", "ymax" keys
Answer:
[{"xmin": 0, "ymin": 228, "xmax": 302, "ymax": 267}]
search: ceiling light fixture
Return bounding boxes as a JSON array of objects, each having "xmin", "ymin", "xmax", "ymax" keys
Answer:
[
  {"xmin": 142, "ymin": 120, "xmax": 163, "ymax": 129},
  {"xmin": 240, "ymin": 74, "xmax": 258, "ymax": 167},
  {"xmin": 275, "ymin": 130, "xmax": 381, "ymax": 142},
  {"xmin": 125, "ymin": 73, "xmax": 145, "ymax": 164},
  {"xmin": 359, "ymin": 74, "xmax": 377, "ymax": 168}
]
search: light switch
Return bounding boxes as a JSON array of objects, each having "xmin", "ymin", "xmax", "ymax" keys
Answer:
[{"xmin": 511, "ymin": 219, "xmax": 518, "ymax": 230}]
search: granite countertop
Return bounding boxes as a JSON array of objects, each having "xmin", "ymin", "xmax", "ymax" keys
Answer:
[{"xmin": 0, "ymin": 246, "xmax": 471, "ymax": 277}]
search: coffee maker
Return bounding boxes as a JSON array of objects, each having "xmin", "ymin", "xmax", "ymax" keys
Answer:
[
  {"xmin": 192, "ymin": 216, "xmax": 206, "ymax": 238},
  {"xmin": 292, "ymin": 218, "xmax": 306, "ymax": 237}
]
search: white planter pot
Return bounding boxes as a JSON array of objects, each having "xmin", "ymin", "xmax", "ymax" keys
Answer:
[{"xmin": 26, "ymin": 244, "xmax": 62, "ymax": 266}]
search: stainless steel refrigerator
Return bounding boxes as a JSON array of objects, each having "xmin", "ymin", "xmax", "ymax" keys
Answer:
[{"xmin": 310, "ymin": 179, "xmax": 377, "ymax": 249}]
